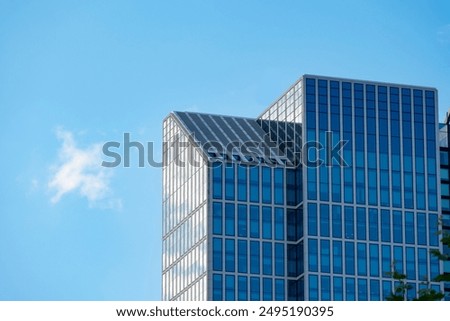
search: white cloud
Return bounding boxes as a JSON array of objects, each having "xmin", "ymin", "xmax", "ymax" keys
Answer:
[{"xmin": 48, "ymin": 128, "xmax": 121, "ymax": 210}]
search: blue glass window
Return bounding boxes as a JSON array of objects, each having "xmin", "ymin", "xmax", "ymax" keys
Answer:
[
  {"xmin": 213, "ymin": 163, "xmax": 223, "ymax": 199},
  {"xmin": 345, "ymin": 278, "xmax": 356, "ymax": 301},
  {"xmin": 309, "ymin": 275, "xmax": 319, "ymax": 300},
  {"xmin": 382, "ymin": 281, "xmax": 392, "ymax": 300},
  {"xmin": 407, "ymin": 283, "xmax": 416, "ymax": 300},
  {"xmin": 225, "ymin": 239, "xmax": 235, "ymax": 272},
  {"xmin": 237, "ymin": 205, "xmax": 247, "ymax": 237},
  {"xmin": 309, "ymin": 239, "xmax": 318, "ymax": 272},
  {"xmin": 369, "ymin": 244, "xmax": 379, "ymax": 277},
  {"xmin": 345, "ymin": 242, "xmax": 355, "ymax": 275},
  {"xmin": 357, "ymin": 243, "xmax": 367, "ymax": 276},
  {"xmin": 333, "ymin": 240, "xmax": 343, "ymax": 274},
  {"xmin": 262, "ymin": 166, "xmax": 271, "ymax": 204},
  {"xmin": 287, "ymin": 209, "xmax": 302, "ymax": 241},
  {"xmin": 213, "ymin": 238, "xmax": 222, "ymax": 271},
  {"xmin": 238, "ymin": 240, "xmax": 248, "ymax": 273},
  {"xmin": 225, "ymin": 164, "xmax": 235, "ymax": 200},
  {"xmin": 263, "ymin": 278, "xmax": 272, "ymax": 300},
  {"xmin": 274, "ymin": 279, "xmax": 285, "ymax": 300},
  {"xmin": 393, "ymin": 211, "xmax": 402, "ymax": 243},
  {"xmin": 225, "ymin": 203, "xmax": 235, "ymax": 236},
  {"xmin": 274, "ymin": 168, "xmax": 284, "ymax": 205},
  {"xmin": 238, "ymin": 276, "xmax": 248, "ymax": 301},
  {"xmin": 237, "ymin": 165, "xmax": 247, "ymax": 201},
  {"xmin": 370, "ymin": 280, "xmax": 380, "ymax": 301},
  {"xmin": 307, "ymin": 167, "xmax": 317, "ymax": 201},
  {"xmin": 418, "ymin": 248, "xmax": 428, "ymax": 281},
  {"xmin": 213, "ymin": 274, "xmax": 222, "ymax": 300},
  {"xmin": 308, "ymin": 203, "xmax": 318, "ymax": 236},
  {"xmin": 381, "ymin": 210, "xmax": 390, "ymax": 242},
  {"xmin": 262, "ymin": 206, "xmax": 272, "ymax": 239},
  {"xmin": 430, "ymin": 253, "xmax": 440, "ymax": 280},
  {"xmin": 358, "ymin": 279, "xmax": 368, "ymax": 301},
  {"xmin": 393, "ymin": 246, "xmax": 403, "ymax": 274},
  {"xmin": 213, "ymin": 202, "xmax": 222, "ymax": 235},
  {"xmin": 417, "ymin": 213, "xmax": 426, "ymax": 245},
  {"xmin": 406, "ymin": 247, "xmax": 416, "ymax": 280},
  {"xmin": 381, "ymin": 245, "xmax": 391, "ymax": 277},
  {"xmin": 250, "ymin": 241, "xmax": 260, "ymax": 274},
  {"xmin": 275, "ymin": 243, "xmax": 285, "ymax": 276},
  {"xmin": 333, "ymin": 276, "xmax": 343, "ymax": 300},
  {"xmin": 262, "ymin": 242, "xmax": 272, "ymax": 275},
  {"xmin": 274, "ymin": 207, "xmax": 284, "ymax": 240},
  {"xmin": 321, "ymin": 276, "xmax": 331, "ymax": 300},
  {"xmin": 344, "ymin": 206, "xmax": 354, "ymax": 239},
  {"xmin": 356, "ymin": 207, "xmax": 366, "ymax": 240},
  {"xmin": 320, "ymin": 240, "xmax": 331, "ymax": 273},
  {"xmin": 225, "ymin": 275, "xmax": 235, "ymax": 300},
  {"xmin": 332, "ymin": 205, "xmax": 342, "ymax": 238},
  {"xmin": 250, "ymin": 277, "xmax": 260, "ymax": 300},
  {"xmin": 250, "ymin": 206, "xmax": 259, "ymax": 238},
  {"xmin": 286, "ymin": 168, "xmax": 298, "ymax": 206},
  {"xmin": 368, "ymin": 208, "xmax": 378, "ymax": 241},
  {"xmin": 249, "ymin": 167, "xmax": 259, "ymax": 202},
  {"xmin": 405, "ymin": 212, "xmax": 414, "ymax": 244},
  {"xmin": 320, "ymin": 204, "xmax": 330, "ymax": 237},
  {"xmin": 332, "ymin": 167, "xmax": 341, "ymax": 202},
  {"xmin": 429, "ymin": 214, "xmax": 439, "ymax": 246}
]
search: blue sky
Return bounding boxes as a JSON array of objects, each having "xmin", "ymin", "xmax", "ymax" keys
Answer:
[{"xmin": 0, "ymin": 0, "xmax": 449, "ymax": 300}]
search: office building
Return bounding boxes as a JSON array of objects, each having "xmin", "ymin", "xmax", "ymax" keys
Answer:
[{"xmin": 162, "ymin": 75, "xmax": 445, "ymax": 300}]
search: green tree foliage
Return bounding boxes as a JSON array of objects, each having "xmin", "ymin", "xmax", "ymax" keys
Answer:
[{"xmin": 386, "ymin": 226, "xmax": 449, "ymax": 301}]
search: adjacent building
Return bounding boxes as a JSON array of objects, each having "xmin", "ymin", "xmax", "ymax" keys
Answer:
[{"xmin": 162, "ymin": 75, "xmax": 447, "ymax": 300}]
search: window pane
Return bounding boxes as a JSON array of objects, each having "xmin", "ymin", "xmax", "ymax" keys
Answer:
[
  {"xmin": 225, "ymin": 275, "xmax": 235, "ymax": 300},
  {"xmin": 262, "ymin": 166, "xmax": 272, "ymax": 204},
  {"xmin": 225, "ymin": 239, "xmax": 235, "ymax": 272},
  {"xmin": 213, "ymin": 163, "xmax": 223, "ymax": 199},
  {"xmin": 238, "ymin": 276, "xmax": 248, "ymax": 301},
  {"xmin": 250, "ymin": 277, "xmax": 260, "ymax": 300},
  {"xmin": 263, "ymin": 278, "xmax": 272, "ymax": 300},
  {"xmin": 262, "ymin": 207, "xmax": 272, "ymax": 239},
  {"xmin": 274, "ymin": 168, "xmax": 284, "ymax": 205},
  {"xmin": 213, "ymin": 202, "xmax": 222, "ymax": 235},
  {"xmin": 309, "ymin": 239, "xmax": 318, "ymax": 272},
  {"xmin": 250, "ymin": 241, "xmax": 260, "ymax": 274},
  {"xmin": 275, "ymin": 243, "xmax": 285, "ymax": 276},
  {"xmin": 274, "ymin": 208, "xmax": 284, "ymax": 240},
  {"xmin": 249, "ymin": 167, "xmax": 259, "ymax": 202},
  {"xmin": 262, "ymin": 242, "xmax": 272, "ymax": 275},
  {"xmin": 213, "ymin": 274, "xmax": 223, "ymax": 300},
  {"xmin": 250, "ymin": 206, "xmax": 259, "ymax": 238},
  {"xmin": 237, "ymin": 165, "xmax": 247, "ymax": 201},
  {"xmin": 320, "ymin": 204, "xmax": 330, "ymax": 237},
  {"xmin": 333, "ymin": 241, "xmax": 343, "ymax": 274},
  {"xmin": 225, "ymin": 203, "xmax": 235, "ymax": 236},
  {"xmin": 238, "ymin": 240, "xmax": 248, "ymax": 273},
  {"xmin": 237, "ymin": 205, "xmax": 247, "ymax": 237},
  {"xmin": 213, "ymin": 238, "xmax": 223, "ymax": 271},
  {"xmin": 321, "ymin": 240, "xmax": 330, "ymax": 273},
  {"xmin": 225, "ymin": 164, "xmax": 235, "ymax": 200},
  {"xmin": 345, "ymin": 242, "xmax": 355, "ymax": 275}
]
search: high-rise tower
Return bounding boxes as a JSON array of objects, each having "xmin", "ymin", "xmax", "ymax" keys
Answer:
[{"xmin": 162, "ymin": 75, "xmax": 444, "ymax": 301}]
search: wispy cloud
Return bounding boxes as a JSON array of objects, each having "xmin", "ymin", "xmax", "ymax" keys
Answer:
[{"xmin": 48, "ymin": 128, "xmax": 121, "ymax": 210}]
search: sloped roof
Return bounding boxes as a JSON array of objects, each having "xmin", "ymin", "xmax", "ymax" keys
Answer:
[{"xmin": 172, "ymin": 111, "xmax": 297, "ymax": 166}]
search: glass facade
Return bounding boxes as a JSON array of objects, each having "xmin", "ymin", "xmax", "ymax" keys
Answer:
[
  {"xmin": 162, "ymin": 75, "xmax": 445, "ymax": 301},
  {"xmin": 162, "ymin": 116, "xmax": 208, "ymax": 300},
  {"xmin": 439, "ymin": 115, "xmax": 450, "ymax": 301}
]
